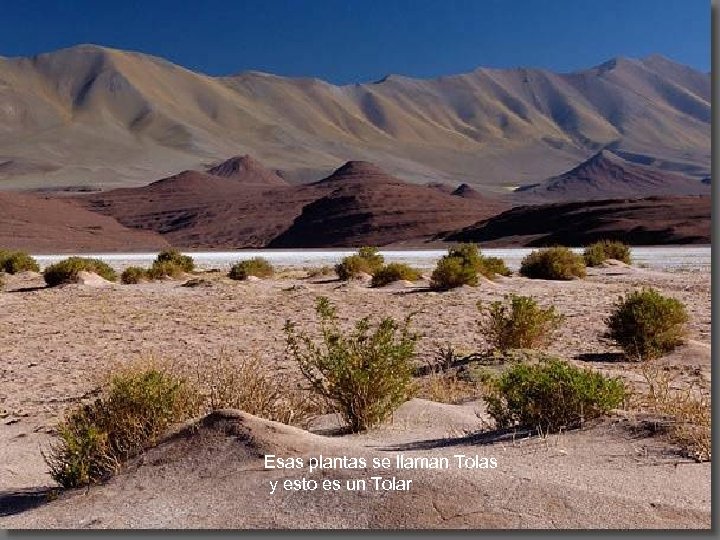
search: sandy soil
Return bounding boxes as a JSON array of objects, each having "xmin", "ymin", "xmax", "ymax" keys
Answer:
[{"xmin": 0, "ymin": 263, "xmax": 711, "ymax": 528}]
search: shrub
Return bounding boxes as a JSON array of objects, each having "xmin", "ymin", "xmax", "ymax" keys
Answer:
[
  {"xmin": 155, "ymin": 249, "xmax": 194, "ymax": 272},
  {"xmin": 479, "ymin": 294, "xmax": 565, "ymax": 351},
  {"xmin": 584, "ymin": 240, "xmax": 632, "ymax": 267},
  {"xmin": 284, "ymin": 296, "xmax": 418, "ymax": 432},
  {"xmin": 0, "ymin": 250, "xmax": 40, "ymax": 274},
  {"xmin": 44, "ymin": 367, "xmax": 199, "ymax": 488},
  {"xmin": 146, "ymin": 260, "xmax": 186, "ymax": 280},
  {"xmin": 371, "ymin": 263, "xmax": 422, "ymax": 287},
  {"xmin": 486, "ymin": 358, "xmax": 625, "ymax": 432},
  {"xmin": 43, "ymin": 257, "xmax": 117, "ymax": 287},
  {"xmin": 121, "ymin": 266, "xmax": 148, "ymax": 284},
  {"xmin": 228, "ymin": 257, "xmax": 274, "ymax": 280},
  {"xmin": 192, "ymin": 355, "xmax": 321, "ymax": 427},
  {"xmin": 605, "ymin": 288, "xmax": 688, "ymax": 361},
  {"xmin": 335, "ymin": 247, "xmax": 384, "ymax": 280},
  {"xmin": 477, "ymin": 256, "xmax": 512, "ymax": 279},
  {"xmin": 519, "ymin": 247, "xmax": 586, "ymax": 280},
  {"xmin": 430, "ymin": 256, "xmax": 477, "ymax": 290}
]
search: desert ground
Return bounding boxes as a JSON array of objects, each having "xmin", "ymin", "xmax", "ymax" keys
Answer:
[{"xmin": 0, "ymin": 262, "xmax": 711, "ymax": 528}]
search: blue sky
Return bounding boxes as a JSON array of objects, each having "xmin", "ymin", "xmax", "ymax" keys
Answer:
[{"xmin": 0, "ymin": 0, "xmax": 709, "ymax": 83}]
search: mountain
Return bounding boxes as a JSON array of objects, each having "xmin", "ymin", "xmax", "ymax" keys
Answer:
[
  {"xmin": 444, "ymin": 196, "xmax": 711, "ymax": 246},
  {"xmin": 269, "ymin": 161, "xmax": 505, "ymax": 247},
  {"xmin": 207, "ymin": 155, "xmax": 288, "ymax": 186},
  {"xmin": 0, "ymin": 191, "xmax": 168, "ymax": 252},
  {"xmin": 0, "ymin": 45, "xmax": 710, "ymax": 193},
  {"xmin": 514, "ymin": 150, "xmax": 710, "ymax": 202},
  {"xmin": 73, "ymin": 159, "xmax": 505, "ymax": 248}
]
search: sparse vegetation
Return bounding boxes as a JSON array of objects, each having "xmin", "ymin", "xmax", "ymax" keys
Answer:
[
  {"xmin": 335, "ymin": 247, "xmax": 384, "ymax": 280},
  {"xmin": 479, "ymin": 294, "xmax": 565, "ymax": 351},
  {"xmin": 486, "ymin": 358, "xmax": 625, "ymax": 432},
  {"xmin": 306, "ymin": 266, "xmax": 335, "ymax": 279},
  {"xmin": 519, "ymin": 247, "xmax": 586, "ymax": 280},
  {"xmin": 584, "ymin": 240, "xmax": 632, "ymax": 267},
  {"xmin": 371, "ymin": 263, "xmax": 422, "ymax": 287},
  {"xmin": 120, "ymin": 266, "xmax": 148, "ymax": 284},
  {"xmin": 228, "ymin": 257, "xmax": 274, "ymax": 280},
  {"xmin": 43, "ymin": 257, "xmax": 117, "ymax": 287},
  {"xmin": 605, "ymin": 288, "xmax": 688, "ymax": 361},
  {"xmin": 44, "ymin": 367, "xmax": 200, "ymax": 488},
  {"xmin": 284, "ymin": 296, "xmax": 418, "ymax": 432},
  {"xmin": 631, "ymin": 365, "xmax": 711, "ymax": 462},
  {"xmin": 0, "ymin": 249, "xmax": 40, "ymax": 274}
]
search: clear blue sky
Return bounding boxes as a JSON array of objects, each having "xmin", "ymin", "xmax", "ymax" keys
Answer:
[{"xmin": 0, "ymin": 0, "xmax": 710, "ymax": 83}]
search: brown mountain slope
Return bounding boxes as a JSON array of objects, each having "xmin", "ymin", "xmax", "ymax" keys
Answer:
[
  {"xmin": 444, "ymin": 196, "xmax": 710, "ymax": 247},
  {"xmin": 269, "ymin": 161, "xmax": 506, "ymax": 247},
  {"xmin": 0, "ymin": 192, "xmax": 168, "ymax": 252},
  {"xmin": 74, "ymin": 159, "xmax": 505, "ymax": 248},
  {"xmin": 513, "ymin": 150, "xmax": 710, "ymax": 203},
  {"xmin": 207, "ymin": 155, "xmax": 289, "ymax": 186},
  {"xmin": 0, "ymin": 45, "xmax": 710, "ymax": 192}
]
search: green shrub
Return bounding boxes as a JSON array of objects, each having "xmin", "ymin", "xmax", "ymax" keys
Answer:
[
  {"xmin": 519, "ymin": 247, "xmax": 586, "ymax": 280},
  {"xmin": 44, "ymin": 368, "xmax": 199, "ymax": 488},
  {"xmin": 121, "ymin": 266, "xmax": 148, "ymax": 284},
  {"xmin": 284, "ymin": 296, "xmax": 418, "ymax": 432},
  {"xmin": 479, "ymin": 294, "xmax": 565, "ymax": 351},
  {"xmin": 228, "ymin": 257, "xmax": 274, "ymax": 280},
  {"xmin": 146, "ymin": 260, "xmax": 186, "ymax": 280},
  {"xmin": 335, "ymin": 247, "xmax": 384, "ymax": 280},
  {"xmin": 605, "ymin": 288, "xmax": 688, "ymax": 361},
  {"xmin": 430, "ymin": 244, "xmax": 511, "ymax": 290},
  {"xmin": 486, "ymin": 358, "xmax": 625, "ymax": 432},
  {"xmin": 43, "ymin": 257, "xmax": 117, "ymax": 287},
  {"xmin": 584, "ymin": 240, "xmax": 632, "ymax": 267},
  {"xmin": 430, "ymin": 255, "xmax": 477, "ymax": 290},
  {"xmin": 371, "ymin": 263, "xmax": 422, "ymax": 287},
  {"xmin": 154, "ymin": 249, "xmax": 194, "ymax": 272},
  {"xmin": 448, "ymin": 243, "xmax": 483, "ymax": 268},
  {"xmin": 0, "ymin": 250, "xmax": 40, "ymax": 274},
  {"xmin": 478, "ymin": 256, "xmax": 512, "ymax": 278}
]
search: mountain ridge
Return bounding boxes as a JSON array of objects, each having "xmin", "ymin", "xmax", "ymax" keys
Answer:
[{"xmin": 0, "ymin": 45, "xmax": 710, "ymax": 192}]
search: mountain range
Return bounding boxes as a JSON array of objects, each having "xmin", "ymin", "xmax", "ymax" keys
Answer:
[{"xmin": 0, "ymin": 45, "xmax": 711, "ymax": 194}]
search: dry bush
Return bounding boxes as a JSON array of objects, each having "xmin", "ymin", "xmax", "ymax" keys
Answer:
[
  {"xmin": 190, "ymin": 355, "xmax": 323, "ymax": 427},
  {"xmin": 631, "ymin": 365, "xmax": 710, "ymax": 462},
  {"xmin": 44, "ymin": 363, "xmax": 200, "ymax": 488},
  {"xmin": 415, "ymin": 372, "xmax": 481, "ymax": 404},
  {"xmin": 479, "ymin": 294, "xmax": 565, "ymax": 351}
]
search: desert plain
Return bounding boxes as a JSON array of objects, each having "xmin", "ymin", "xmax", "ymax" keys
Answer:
[{"xmin": 0, "ymin": 256, "xmax": 711, "ymax": 529}]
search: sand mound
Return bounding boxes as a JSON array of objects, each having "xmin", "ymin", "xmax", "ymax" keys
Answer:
[
  {"xmin": 72, "ymin": 271, "xmax": 113, "ymax": 288},
  {"xmin": 1, "ymin": 407, "xmax": 709, "ymax": 529}
]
